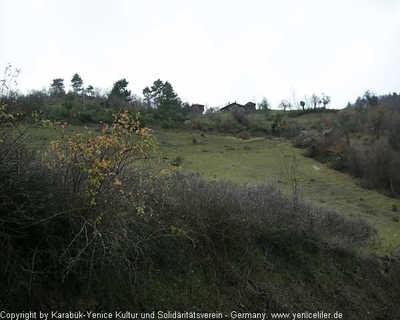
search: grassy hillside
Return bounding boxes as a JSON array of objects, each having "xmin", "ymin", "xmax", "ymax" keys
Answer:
[
  {"xmin": 25, "ymin": 124, "xmax": 400, "ymax": 247},
  {"xmin": 2, "ymin": 121, "xmax": 398, "ymax": 318},
  {"xmin": 156, "ymin": 130, "xmax": 400, "ymax": 248}
]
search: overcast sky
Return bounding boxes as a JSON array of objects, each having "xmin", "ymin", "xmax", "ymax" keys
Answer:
[{"xmin": 1, "ymin": 0, "xmax": 399, "ymax": 109}]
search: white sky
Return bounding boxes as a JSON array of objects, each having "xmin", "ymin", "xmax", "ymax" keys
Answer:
[{"xmin": 1, "ymin": 0, "xmax": 399, "ymax": 108}]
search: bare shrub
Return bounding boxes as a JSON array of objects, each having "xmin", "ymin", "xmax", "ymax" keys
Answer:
[
  {"xmin": 336, "ymin": 109, "xmax": 362, "ymax": 147},
  {"xmin": 191, "ymin": 116, "xmax": 214, "ymax": 131},
  {"xmin": 231, "ymin": 108, "xmax": 249, "ymax": 126},
  {"xmin": 217, "ymin": 112, "xmax": 243, "ymax": 133},
  {"xmin": 294, "ymin": 128, "xmax": 349, "ymax": 170},
  {"xmin": 151, "ymin": 173, "xmax": 377, "ymax": 252},
  {"xmin": 293, "ymin": 129, "xmax": 320, "ymax": 148},
  {"xmin": 386, "ymin": 112, "xmax": 400, "ymax": 150},
  {"xmin": 281, "ymin": 119, "xmax": 302, "ymax": 138},
  {"xmin": 359, "ymin": 138, "xmax": 400, "ymax": 194},
  {"xmin": 237, "ymin": 131, "xmax": 251, "ymax": 140}
]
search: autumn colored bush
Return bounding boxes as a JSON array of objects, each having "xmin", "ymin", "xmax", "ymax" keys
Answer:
[
  {"xmin": 0, "ymin": 105, "xmax": 170, "ymax": 310},
  {"xmin": 46, "ymin": 110, "xmax": 158, "ymax": 207}
]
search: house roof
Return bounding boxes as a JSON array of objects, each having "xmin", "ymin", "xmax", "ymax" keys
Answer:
[
  {"xmin": 220, "ymin": 101, "xmax": 255, "ymax": 111},
  {"xmin": 220, "ymin": 102, "xmax": 243, "ymax": 111}
]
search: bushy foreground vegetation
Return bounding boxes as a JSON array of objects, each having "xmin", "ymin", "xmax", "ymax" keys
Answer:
[{"xmin": 1, "ymin": 105, "xmax": 400, "ymax": 318}]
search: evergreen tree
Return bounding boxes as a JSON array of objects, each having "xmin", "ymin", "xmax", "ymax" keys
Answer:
[
  {"xmin": 110, "ymin": 78, "xmax": 131, "ymax": 101},
  {"xmin": 86, "ymin": 85, "xmax": 94, "ymax": 97},
  {"xmin": 71, "ymin": 73, "xmax": 84, "ymax": 94},
  {"xmin": 150, "ymin": 79, "xmax": 165, "ymax": 108},
  {"xmin": 158, "ymin": 81, "xmax": 182, "ymax": 120},
  {"xmin": 142, "ymin": 86, "xmax": 152, "ymax": 109},
  {"xmin": 143, "ymin": 79, "xmax": 183, "ymax": 121},
  {"xmin": 50, "ymin": 78, "xmax": 65, "ymax": 97}
]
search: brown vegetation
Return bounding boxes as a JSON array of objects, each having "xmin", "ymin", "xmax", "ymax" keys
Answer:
[{"xmin": 293, "ymin": 105, "xmax": 400, "ymax": 196}]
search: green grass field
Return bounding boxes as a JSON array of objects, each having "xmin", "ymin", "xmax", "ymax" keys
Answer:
[
  {"xmin": 156, "ymin": 129, "xmax": 400, "ymax": 248},
  {"xmin": 26, "ymin": 124, "xmax": 400, "ymax": 248}
]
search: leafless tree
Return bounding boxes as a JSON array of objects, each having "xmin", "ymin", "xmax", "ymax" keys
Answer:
[
  {"xmin": 311, "ymin": 94, "xmax": 321, "ymax": 109},
  {"xmin": 278, "ymin": 99, "xmax": 291, "ymax": 112}
]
